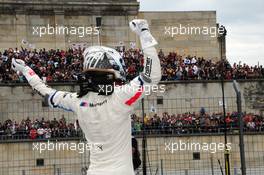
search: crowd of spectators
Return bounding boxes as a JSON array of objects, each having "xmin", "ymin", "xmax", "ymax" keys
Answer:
[
  {"xmin": 131, "ymin": 110, "xmax": 264, "ymax": 135},
  {"xmin": 0, "ymin": 48, "xmax": 82, "ymax": 82},
  {"xmin": 0, "ymin": 47, "xmax": 263, "ymax": 83},
  {"xmin": 0, "ymin": 110, "xmax": 263, "ymax": 141},
  {"xmin": 0, "ymin": 115, "xmax": 82, "ymax": 140},
  {"xmin": 158, "ymin": 50, "xmax": 264, "ymax": 81}
]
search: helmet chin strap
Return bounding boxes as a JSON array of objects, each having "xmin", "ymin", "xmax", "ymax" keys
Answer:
[{"xmin": 74, "ymin": 71, "xmax": 115, "ymax": 98}]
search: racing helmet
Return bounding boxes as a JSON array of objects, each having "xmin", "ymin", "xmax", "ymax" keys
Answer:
[{"xmin": 82, "ymin": 46, "xmax": 126, "ymax": 82}]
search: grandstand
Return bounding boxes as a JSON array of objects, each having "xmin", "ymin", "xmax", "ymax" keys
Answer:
[
  {"xmin": 1, "ymin": 48, "xmax": 263, "ymax": 83},
  {"xmin": 0, "ymin": 0, "xmax": 263, "ymax": 175}
]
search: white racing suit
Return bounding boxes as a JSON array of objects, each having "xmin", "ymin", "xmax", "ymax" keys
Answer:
[{"xmin": 20, "ymin": 28, "xmax": 161, "ymax": 175}]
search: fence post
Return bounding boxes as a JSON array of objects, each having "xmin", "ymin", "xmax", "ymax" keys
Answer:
[
  {"xmin": 141, "ymin": 98, "xmax": 147, "ymax": 175},
  {"xmin": 234, "ymin": 166, "xmax": 237, "ymax": 175},
  {"xmin": 220, "ymin": 61, "xmax": 231, "ymax": 175},
  {"xmin": 57, "ymin": 168, "xmax": 61, "ymax": 175},
  {"xmin": 210, "ymin": 156, "xmax": 214, "ymax": 175},
  {"xmin": 160, "ymin": 159, "xmax": 163, "ymax": 175},
  {"xmin": 53, "ymin": 164, "xmax": 56, "ymax": 175},
  {"xmin": 233, "ymin": 80, "xmax": 246, "ymax": 175}
]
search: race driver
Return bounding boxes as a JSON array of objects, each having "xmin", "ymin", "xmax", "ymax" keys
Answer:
[{"xmin": 11, "ymin": 19, "xmax": 161, "ymax": 175}]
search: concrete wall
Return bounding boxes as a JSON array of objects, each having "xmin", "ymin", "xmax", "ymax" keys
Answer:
[
  {"xmin": 0, "ymin": 0, "xmax": 139, "ymax": 50},
  {"xmin": 0, "ymin": 134, "xmax": 264, "ymax": 175},
  {"xmin": 0, "ymin": 80, "xmax": 263, "ymax": 122},
  {"xmin": 138, "ymin": 11, "xmax": 221, "ymax": 60},
  {"xmin": 0, "ymin": 1, "xmax": 221, "ymax": 60},
  {"xmin": 0, "ymin": 14, "xmax": 137, "ymax": 50},
  {"xmin": 136, "ymin": 134, "xmax": 264, "ymax": 174},
  {"xmin": 138, "ymin": 80, "xmax": 264, "ymax": 117},
  {"xmin": 0, "ymin": 139, "xmax": 89, "ymax": 175}
]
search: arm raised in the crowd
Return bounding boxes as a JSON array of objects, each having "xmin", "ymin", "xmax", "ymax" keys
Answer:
[
  {"xmin": 114, "ymin": 19, "xmax": 161, "ymax": 107},
  {"xmin": 11, "ymin": 58, "xmax": 79, "ymax": 112},
  {"xmin": 130, "ymin": 19, "xmax": 161, "ymax": 86}
]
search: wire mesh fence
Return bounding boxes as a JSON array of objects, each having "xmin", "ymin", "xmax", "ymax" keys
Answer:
[{"xmin": 0, "ymin": 96, "xmax": 263, "ymax": 175}]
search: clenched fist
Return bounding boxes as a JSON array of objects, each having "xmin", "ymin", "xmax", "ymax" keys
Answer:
[{"xmin": 129, "ymin": 19, "xmax": 149, "ymax": 36}]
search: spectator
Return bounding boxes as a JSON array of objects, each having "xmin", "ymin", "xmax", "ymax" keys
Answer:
[
  {"xmin": 29, "ymin": 128, "xmax": 37, "ymax": 139},
  {"xmin": 44, "ymin": 128, "xmax": 52, "ymax": 139},
  {"xmin": 37, "ymin": 127, "xmax": 45, "ymax": 139}
]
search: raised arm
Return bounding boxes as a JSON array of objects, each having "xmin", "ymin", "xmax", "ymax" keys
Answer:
[
  {"xmin": 11, "ymin": 58, "xmax": 79, "ymax": 112},
  {"xmin": 114, "ymin": 19, "xmax": 161, "ymax": 107},
  {"xmin": 130, "ymin": 19, "xmax": 161, "ymax": 86}
]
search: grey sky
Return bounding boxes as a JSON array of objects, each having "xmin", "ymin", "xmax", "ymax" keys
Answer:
[{"xmin": 138, "ymin": 0, "xmax": 264, "ymax": 66}]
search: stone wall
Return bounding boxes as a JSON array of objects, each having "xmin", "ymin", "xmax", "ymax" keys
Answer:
[
  {"xmin": 0, "ymin": 139, "xmax": 89, "ymax": 175},
  {"xmin": 0, "ymin": 0, "xmax": 139, "ymax": 49},
  {"xmin": 138, "ymin": 11, "xmax": 221, "ymax": 60},
  {"xmin": 136, "ymin": 134, "xmax": 264, "ymax": 174},
  {"xmin": 0, "ymin": 14, "xmax": 138, "ymax": 50},
  {"xmin": 0, "ymin": 0, "xmax": 222, "ymax": 60},
  {"xmin": 0, "ymin": 80, "xmax": 263, "ymax": 122},
  {"xmin": 0, "ymin": 134, "xmax": 263, "ymax": 174}
]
